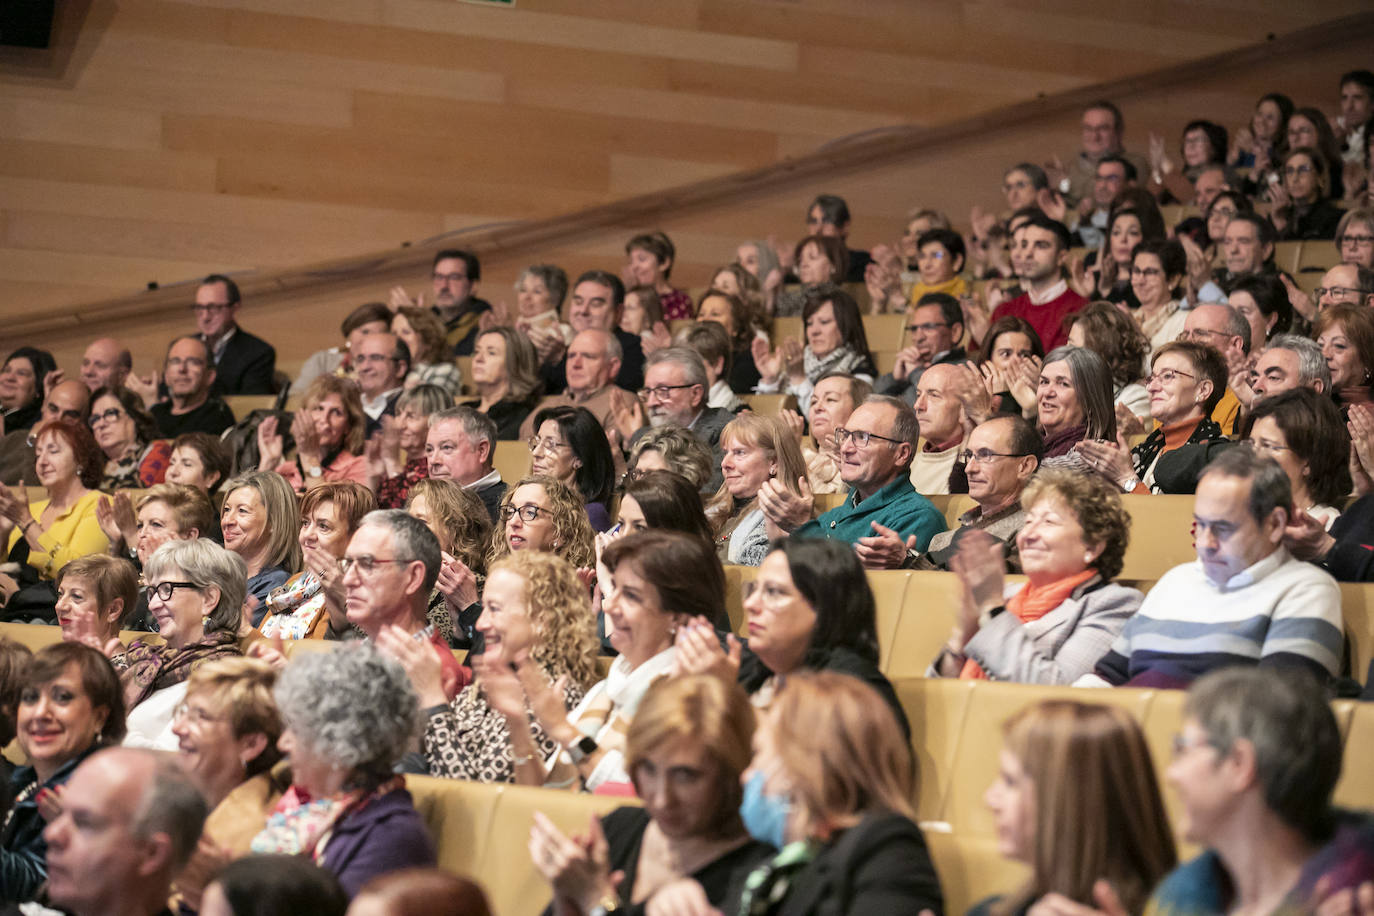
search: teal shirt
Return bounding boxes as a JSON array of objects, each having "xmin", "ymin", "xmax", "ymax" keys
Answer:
[{"xmin": 793, "ymin": 475, "xmax": 946, "ymax": 550}]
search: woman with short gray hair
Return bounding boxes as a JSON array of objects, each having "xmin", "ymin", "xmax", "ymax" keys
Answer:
[
  {"xmin": 253, "ymin": 644, "xmax": 435, "ymax": 898},
  {"xmin": 113, "ymin": 538, "xmax": 246, "ymax": 749}
]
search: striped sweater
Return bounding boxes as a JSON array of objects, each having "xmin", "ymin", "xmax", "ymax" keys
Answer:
[{"xmin": 1089, "ymin": 548, "xmax": 1343, "ymax": 688}]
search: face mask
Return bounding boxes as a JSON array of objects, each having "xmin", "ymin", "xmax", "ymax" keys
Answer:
[{"xmin": 739, "ymin": 770, "xmax": 790, "ymax": 849}]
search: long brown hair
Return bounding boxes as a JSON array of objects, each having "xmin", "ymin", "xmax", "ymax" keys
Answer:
[{"xmin": 996, "ymin": 701, "xmax": 1176, "ymax": 916}]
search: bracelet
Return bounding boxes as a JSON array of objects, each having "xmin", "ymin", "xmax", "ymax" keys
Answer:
[{"xmin": 512, "ymin": 753, "xmax": 533, "ymax": 766}]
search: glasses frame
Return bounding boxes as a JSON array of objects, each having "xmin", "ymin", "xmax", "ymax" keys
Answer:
[
  {"xmin": 147, "ymin": 581, "xmax": 201, "ymax": 602},
  {"xmin": 338, "ymin": 555, "xmax": 414, "ymax": 575},
  {"xmin": 501, "ymin": 504, "xmax": 551, "ymax": 523},
  {"xmin": 833, "ymin": 427, "xmax": 904, "ymax": 449}
]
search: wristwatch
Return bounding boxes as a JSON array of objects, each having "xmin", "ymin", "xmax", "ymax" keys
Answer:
[
  {"xmin": 589, "ymin": 894, "xmax": 621, "ymax": 916},
  {"xmin": 1120, "ymin": 475, "xmax": 1140, "ymax": 493},
  {"xmin": 566, "ymin": 735, "xmax": 599, "ymax": 764},
  {"xmin": 306, "ymin": 464, "xmax": 324, "ymax": 479}
]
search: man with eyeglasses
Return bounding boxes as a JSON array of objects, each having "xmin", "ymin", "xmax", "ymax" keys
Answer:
[
  {"xmin": 769, "ymin": 395, "xmax": 944, "ymax": 568},
  {"xmin": 875, "ymin": 293, "xmax": 966, "ymax": 407},
  {"xmin": 1178, "ymin": 303, "xmax": 1251, "ymax": 435},
  {"xmin": 427, "ymin": 407, "xmax": 505, "ymax": 524},
  {"xmin": 905, "ymin": 415, "xmax": 1042, "ymax": 571},
  {"xmin": 191, "ymin": 273, "xmax": 276, "ymax": 396},
  {"xmin": 352, "ymin": 332, "xmax": 411, "ymax": 439},
  {"xmin": 1312, "ymin": 263, "xmax": 1374, "ymax": 311},
  {"xmin": 1053, "ymin": 101, "xmax": 1148, "ymax": 210},
  {"xmin": 1081, "ymin": 447, "xmax": 1341, "ymax": 689},
  {"xmin": 1337, "ymin": 213, "xmax": 1374, "ymax": 270},
  {"xmin": 1074, "ymin": 155, "xmax": 1136, "ymax": 251},
  {"xmin": 389, "ymin": 249, "xmax": 491, "ymax": 357},
  {"xmin": 0, "ymin": 379, "xmax": 89, "ymax": 485},
  {"xmin": 619, "ymin": 348, "xmax": 733, "ymax": 490},
  {"xmin": 335, "ymin": 509, "xmax": 468, "ymax": 698},
  {"xmin": 149, "ymin": 337, "xmax": 235, "ymax": 438}
]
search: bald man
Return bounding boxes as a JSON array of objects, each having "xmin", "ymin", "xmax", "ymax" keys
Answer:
[
  {"xmin": 80, "ymin": 338, "xmax": 131, "ymax": 392},
  {"xmin": 909, "ymin": 363, "xmax": 968, "ymax": 496}
]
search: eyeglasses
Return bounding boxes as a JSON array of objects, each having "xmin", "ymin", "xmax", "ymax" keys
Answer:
[
  {"xmin": 172, "ymin": 702, "xmax": 223, "ymax": 726},
  {"xmin": 1315, "ymin": 286, "xmax": 1365, "ymax": 300},
  {"xmin": 88, "ymin": 407, "xmax": 125, "ymax": 428},
  {"xmin": 165, "ymin": 356, "xmax": 205, "ymax": 370},
  {"xmin": 527, "ymin": 436, "xmax": 571, "ymax": 455},
  {"xmin": 1171, "ymin": 732, "xmax": 1220, "ymax": 758},
  {"xmin": 189, "ymin": 303, "xmax": 233, "ymax": 314},
  {"xmin": 338, "ymin": 555, "xmax": 413, "ymax": 575},
  {"xmin": 905, "ymin": 322, "xmax": 949, "ymax": 333},
  {"xmin": 1146, "ymin": 368, "xmax": 1196, "ymax": 385},
  {"xmin": 1002, "ymin": 180, "xmax": 1030, "ymax": 192},
  {"xmin": 957, "ymin": 449, "xmax": 1024, "ymax": 465},
  {"xmin": 834, "ymin": 428, "xmax": 904, "ymax": 449},
  {"xmin": 432, "ymin": 272, "xmax": 468, "ymax": 284},
  {"xmin": 639, "ymin": 384, "xmax": 696, "ymax": 401},
  {"xmin": 1339, "ymin": 234, "xmax": 1374, "ymax": 247},
  {"xmin": 743, "ymin": 580, "xmax": 793, "ymax": 609},
  {"xmin": 1243, "ymin": 437, "xmax": 1291, "ymax": 455},
  {"xmin": 1177, "ymin": 328, "xmax": 1232, "ymax": 343},
  {"xmin": 147, "ymin": 581, "xmax": 200, "ymax": 602},
  {"xmin": 1283, "ymin": 164, "xmax": 1314, "ymax": 177},
  {"xmin": 354, "ymin": 353, "xmax": 399, "ymax": 364},
  {"xmin": 500, "ymin": 504, "xmax": 551, "ymax": 523},
  {"xmin": 1130, "ymin": 266, "xmax": 1164, "ymax": 278}
]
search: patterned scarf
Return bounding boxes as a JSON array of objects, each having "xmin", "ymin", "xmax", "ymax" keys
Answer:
[
  {"xmin": 735, "ymin": 840, "xmax": 820, "ymax": 916},
  {"xmin": 250, "ymin": 776, "xmax": 403, "ymax": 862},
  {"xmin": 259, "ymin": 574, "xmax": 326, "ymax": 640},
  {"xmin": 119, "ymin": 629, "xmax": 241, "ymax": 709},
  {"xmin": 803, "ymin": 345, "xmax": 866, "ymax": 384}
]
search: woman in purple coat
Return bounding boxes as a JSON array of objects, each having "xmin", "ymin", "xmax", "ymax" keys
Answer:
[{"xmin": 251, "ymin": 645, "xmax": 435, "ymax": 897}]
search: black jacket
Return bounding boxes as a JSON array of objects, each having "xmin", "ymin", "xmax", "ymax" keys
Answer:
[{"xmin": 204, "ymin": 328, "xmax": 276, "ymax": 396}]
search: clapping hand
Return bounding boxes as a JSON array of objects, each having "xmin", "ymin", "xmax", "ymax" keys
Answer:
[
  {"xmin": 608, "ymin": 388, "xmax": 647, "ymax": 442},
  {"xmin": 1007, "ymin": 354, "xmax": 1042, "ymax": 413},
  {"xmin": 778, "ymin": 408, "xmax": 806, "ymax": 446},
  {"xmin": 96, "ymin": 491, "xmax": 138, "ymax": 550},
  {"xmin": 672, "ymin": 618, "xmax": 741, "ymax": 680},
  {"xmin": 256, "ymin": 415, "xmax": 284, "ymax": 471},
  {"xmin": 529, "ymin": 812, "xmax": 623, "ymax": 916},
  {"xmin": 950, "ymin": 528, "xmax": 1006, "ymax": 643},
  {"xmin": 436, "ymin": 551, "xmax": 479, "ymax": 617},
  {"xmin": 856, "ymin": 521, "xmax": 917, "ymax": 570},
  {"xmin": 388, "ymin": 285, "xmax": 421, "ymax": 310},
  {"xmin": 1114, "ymin": 402, "xmax": 1147, "ymax": 438},
  {"xmin": 757, "ymin": 476, "xmax": 813, "ymax": 535},
  {"xmin": 290, "ymin": 410, "xmax": 321, "ymax": 468},
  {"xmin": 376, "ymin": 623, "xmax": 448, "ymax": 708}
]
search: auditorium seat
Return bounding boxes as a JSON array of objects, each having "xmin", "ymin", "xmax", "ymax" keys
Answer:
[
  {"xmin": 1334, "ymin": 700, "xmax": 1374, "ymax": 810},
  {"xmin": 1119, "ymin": 495, "xmax": 1197, "ymax": 581},
  {"xmin": 899, "ymin": 677, "xmax": 976, "ymax": 820},
  {"xmin": 455, "ymin": 356, "xmax": 473, "ymax": 396},
  {"xmin": 1295, "ymin": 239, "xmax": 1335, "ymax": 277},
  {"xmin": 882, "ymin": 570, "xmax": 961, "ymax": 679},
  {"xmin": 1273, "ymin": 241, "xmax": 1303, "ymax": 276},
  {"xmin": 1338, "ymin": 582, "xmax": 1374, "ymax": 686},
  {"xmin": 493, "ymin": 439, "xmax": 531, "ymax": 485},
  {"xmin": 738, "ymin": 393, "xmax": 797, "ymax": 416},
  {"xmin": 222, "ymin": 395, "xmax": 277, "ymax": 417},
  {"xmin": 812, "ymin": 491, "xmax": 847, "ymax": 513}
]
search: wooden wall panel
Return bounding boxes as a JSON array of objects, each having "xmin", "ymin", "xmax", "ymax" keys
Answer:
[{"xmin": 0, "ymin": 0, "xmax": 1370, "ymax": 375}]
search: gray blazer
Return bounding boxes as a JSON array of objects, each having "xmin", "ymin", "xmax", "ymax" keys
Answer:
[{"xmin": 958, "ymin": 579, "xmax": 1142, "ymax": 685}]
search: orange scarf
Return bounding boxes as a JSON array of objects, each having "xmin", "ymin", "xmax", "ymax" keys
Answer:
[{"xmin": 959, "ymin": 568, "xmax": 1098, "ymax": 679}]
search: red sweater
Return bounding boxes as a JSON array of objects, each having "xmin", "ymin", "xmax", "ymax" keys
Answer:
[{"xmin": 989, "ymin": 287, "xmax": 1086, "ymax": 351}]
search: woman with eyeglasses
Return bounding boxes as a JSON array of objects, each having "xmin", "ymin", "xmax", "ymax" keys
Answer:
[
  {"xmin": 676, "ymin": 537, "xmax": 909, "ymax": 734},
  {"xmin": 1079, "ymin": 341, "xmax": 1231, "ymax": 495},
  {"xmin": 259, "ymin": 376, "xmax": 370, "ymax": 494},
  {"xmin": 712, "ymin": 413, "xmax": 809, "ymax": 567},
  {"xmin": 1242, "ymin": 388, "xmax": 1351, "ymax": 530},
  {"xmin": 89, "ymin": 386, "xmax": 171, "ymax": 490},
  {"xmin": 932, "ymin": 467, "xmax": 1141, "ymax": 685},
  {"xmin": 1272, "ymin": 147, "xmax": 1344, "ymax": 241},
  {"xmin": 108, "ymin": 538, "xmax": 245, "ymax": 749},
  {"xmin": 486, "ymin": 475, "xmax": 595, "ymax": 571},
  {"xmin": 0, "ymin": 419, "xmax": 108, "ymax": 613},
  {"xmin": 1124, "ymin": 239, "xmax": 1190, "ymax": 358},
  {"xmin": 527, "ymin": 405, "xmax": 615, "ymax": 532},
  {"xmin": 258, "ymin": 481, "xmax": 377, "ymax": 641},
  {"xmin": 1336, "ymin": 208, "xmax": 1374, "ymax": 269}
]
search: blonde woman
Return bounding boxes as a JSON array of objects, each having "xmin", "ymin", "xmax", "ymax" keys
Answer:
[
  {"xmin": 713, "ymin": 413, "xmax": 809, "ymax": 566},
  {"xmin": 257, "ymin": 375, "xmax": 369, "ymax": 493}
]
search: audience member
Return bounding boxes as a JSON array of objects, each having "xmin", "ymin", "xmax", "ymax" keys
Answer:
[
  {"xmin": 1227, "ymin": 274, "xmax": 1293, "ymax": 352},
  {"xmin": 910, "ymin": 415, "xmax": 1042, "ymax": 570},
  {"xmin": 201, "ymin": 855, "xmax": 347, "ymax": 916},
  {"xmin": 166, "ymin": 432, "xmax": 232, "ymax": 497},
  {"xmin": 1242, "ymin": 388, "xmax": 1351, "ymax": 529},
  {"xmin": 713, "ymin": 413, "xmax": 809, "ymax": 566},
  {"xmin": 486, "ymin": 476, "xmax": 595, "ymax": 571},
  {"xmin": 1085, "ymin": 448, "xmax": 1343, "ymax": 688},
  {"xmin": 1250, "ymin": 334, "xmax": 1330, "ymax": 403},
  {"xmin": 662, "ymin": 671, "xmax": 941, "ymax": 916},
  {"xmin": 679, "ymin": 320, "xmax": 743, "ymax": 412},
  {"xmin": 395, "ymin": 249, "xmax": 490, "ymax": 356},
  {"xmin": 528, "ymin": 405, "xmax": 616, "ymax": 532},
  {"xmin": 1084, "ymin": 341, "xmax": 1229, "ymax": 494},
  {"xmin": 0, "ymin": 347, "xmax": 56, "ymax": 436},
  {"xmin": 774, "ymin": 233, "xmax": 846, "ymax": 317},
  {"xmin": 0, "ymin": 378, "xmax": 89, "ymax": 486},
  {"xmin": 404, "ymin": 477, "xmax": 492, "ymax": 649},
  {"xmin": 934, "ymin": 468, "xmax": 1140, "ymax": 684},
  {"xmin": 259, "ymin": 375, "xmax": 369, "ymax": 492},
  {"xmin": 1314, "ymin": 303, "xmax": 1374, "ymax": 411},
  {"xmin": 1074, "ymin": 155, "xmax": 1136, "ymax": 250},
  {"xmin": 754, "ymin": 284, "xmax": 876, "ymax": 416},
  {"xmin": 696, "ymin": 288, "xmax": 765, "ymax": 393},
  {"xmin": 1312, "ymin": 262, "xmax": 1374, "ymax": 311},
  {"xmin": 616, "ymin": 470, "xmax": 715, "ymax": 546},
  {"xmin": 1036, "ymin": 346, "xmax": 1115, "ymax": 471},
  {"xmin": 259, "ymin": 481, "xmax": 376, "ymax": 640},
  {"xmin": 117, "ymin": 538, "xmax": 245, "ymax": 748},
  {"xmin": 463, "ymin": 327, "xmax": 542, "ymax": 440},
  {"xmin": 735, "ymin": 239, "xmax": 784, "ymax": 315},
  {"xmin": 803, "ymin": 192, "xmax": 871, "ymax": 283},
  {"xmin": 875, "ymin": 292, "xmax": 967, "ymax": 406},
  {"xmin": 1060, "ymin": 101, "xmax": 1148, "ymax": 208},
  {"xmin": 352, "ymin": 332, "xmax": 410, "ymax": 439},
  {"xmin": 1064, "ymin": 301, "xmax": 1150, "ymax": 417},
  {"xmin": 621, "ymin": 347, "xmax": 733, "ymax": 462},
  {"xmin": 1085, "ymin": 206, "xmax": 1156, "ymax": 309},
  {"xmin": 1214, "ymin": 212, "xmax": 1279, "ymax": 293},
  {"xmin": 1001, "ymin": 163, "xmax": 1046, "ymax": 215},
  {"xmin": 793, "ymin": 371, "xmax": 869, "ymax": 494},
  {"xmin": 1179, "ymin": 302, "xmax": 1251, "ymax": 434},
  {"xmin": 522, "ymin": 328, "xmax": 637, "ymax": 442},
  {"xmin": 348, "ymin": 869, "xmax": 490, "ymax": 916},
  {"xmin": 54, "ymin": 553, "xmax": 138, "ymax": 648},
  {"xmin": 78, "ymin": 338, "xmax": 132, "ymax": 394},
  {"xmin": 1150, "ymin": 668, "xmax": 1374, "ymax": 915},
  {"xmin": 978, "ymin": 700, "xmax": 1175, "ymax": 916},
  {"xmin": 372, "ymin": 383, "xmax": 450, "ymax": 509},
  {"xmin": 393, "ymin": 550, "xmax": 597, "ymax": 784},
  {"xmin": 293, "ymin": 302, "xmax": 392, "ymax": 395},
  {"xmin": 1283, "ymin": 107, "xmax": 1346, "ymax": 199},
  {"xmin": 537, "ymin": 270, "xmax": 645, "ymax": 394},
  {"xmin": 1272, "ymin": 146, "xmax": 1344, "ymax": 240},
  {"xmin": 986, "ymin": 214, "xmax": 1085, "ymax": 350},
  {"xmin": 1128, "ymin": 239, "xmax": 1190, "ymax": 355},
  {"xmin": 392, "ymin": 306, "xmax": 461, "ymax": 398},
  {"xmin": 0, "ymin": 419, "xmax": 107, "ymax": 602},
  {"xmin": 906, "ymin": 228, "xmax": 968, "ymax": 305},
  {"xmin": 1229, "ymin": 92, "xmax": 1291, "ymax": 170},
  {"xmin": 622, "ymin": 283, "xmax": 665, "ymax": 343},
  {"xmin": 194, "ymin": 274, "xmax": 276, "ymax": 396},
  {"xmin": 1337, "ymin": 207, "xmax": 1374, "ymax": 268},
  {"xmin": 422, "ymin": 406, "xmax": 505, "ymax": 524},
  {"xmin": 509, "ymin": 264, "xmax": 572, "ymax": 364},
  {"xmin": 529, "ymin": 674, "xmax": 769, "ymax": 916},
  {"xmin": 43, "ymin": 747, "xmax": 207, "ymax": 916},
  {"xmin": 152, "ymin": 337, "xmax": 236, "ymax": 438},
  {"xmin": 627, "ymin": 425, "xmax": 716, "ymax": 491},
  {"xmin": 89, "ymin": 386, "xmax": 170, "ymax": 490},
  {"xmin": 336, "ymin": 510, "xmax": 467, "ymax": 697},
  {"xmin": 219, "ymin": 471, "xmax": 301, "ymax": 617},
  {"xmin": 624, "ymin": 230, "xmax": 692, "ymax": 321},
  {"xmin": 0, "ymin": 638, "xmax": 27, "ymax": 810},
  {"xmin": 255, "ymin": 645, "xmax": 435, "ymax": 897},
  {"xmin": 3, "ymin": 643, "xmax": 126, "ymax": 904},
  {"xmin": 977, "ymin": 316, "xmax": 1044, "ymax": 417},
  {"xmin": 909, "ymin": 363, "xmax": 968, "ymax": 496}
]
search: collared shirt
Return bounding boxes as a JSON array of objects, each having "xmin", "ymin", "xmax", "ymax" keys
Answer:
[
  {"xmin": 463, "ymin": 468, "xmax": 501, "ymax": 492},
  {"xmin": 203, "ymin": 325, "xmax": 237, "ymax": 365},
  {"xmin": 1027, "ymin": 279, "xmax": 1069, "ymax": 306},
  {"xmin": 361, "ymin": 387, "xmax": 402, "ymax": 420}
]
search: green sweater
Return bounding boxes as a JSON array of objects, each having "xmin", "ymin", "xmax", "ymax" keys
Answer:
[{"xmin": 793, "ymin": 475, "xmax": 946, "ymax": 550}]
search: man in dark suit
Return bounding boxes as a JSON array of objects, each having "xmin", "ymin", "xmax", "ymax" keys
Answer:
[
  {"xmin": 194, "ymin": 274, "xmax": 277, "ymax": 396},
  {"xmin": 426, "ymin": 406, "xmax": 506, "ymax": 524}
]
